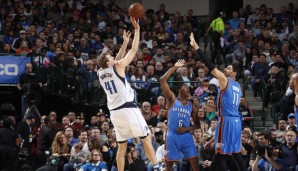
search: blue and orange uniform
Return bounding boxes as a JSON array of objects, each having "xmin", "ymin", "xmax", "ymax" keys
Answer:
[
  {"xmin": 215, "ymin": 77, "xmax": 243, "ymax": 154},
  {"xmin": 166, "ymin": 98, "xmax": 198, "ymax": 161}
]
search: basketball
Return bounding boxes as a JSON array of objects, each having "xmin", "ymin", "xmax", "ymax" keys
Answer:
[{"xmin": 128, "ymin": 3, "xmax": 145, "ymax": 19}]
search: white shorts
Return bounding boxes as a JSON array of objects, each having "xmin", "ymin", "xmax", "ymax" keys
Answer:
[{"xmin": 110, "ymin": 107, "xmax": 150, "ymax": 142}]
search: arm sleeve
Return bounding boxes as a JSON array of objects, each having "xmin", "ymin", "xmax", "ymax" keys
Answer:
[{"xmin": 196, "ymin": 48, "xmax": 215, "ymax": 72}]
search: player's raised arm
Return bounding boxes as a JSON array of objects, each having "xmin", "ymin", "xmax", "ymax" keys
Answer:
[
  {"xmin": 295, "ymin": 102, "xmax": 298, "ymax": 132},
  {"xmin": 293, "ymin": 73, "xmax": 298, "ymax": 128},
  {"xmin": 115, "ymin": 30, "xmax": 131, "ymax": 61},
  {"xmin": 117, "ymin": 17, "xmax": 140, "ymax": 68},
  {"xmin": 160, "ymin": 60, "xmax": 185, "ymax": 106},
  {"xmin": 191, "ymin": 99, "xmax": 200, "ymax": 127},
  {"xmin": 189, "ymin": 32, "xmax": 228, "ymax": 90}
]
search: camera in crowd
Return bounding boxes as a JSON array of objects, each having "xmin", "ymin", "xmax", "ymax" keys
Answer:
[
  {"xmin": 18, "ymin": 149, "xmax": 29, "ymax": 162},
  {"xmin": 126, "ymin": 146, "xmax": 132, "ymax": 154},
  {"xmin": 0, "ymin": 116, "xmax": 13, "ymax": 128},
  {"xmin": 23, "ymin": 83, "xmax": 39, "ymax": 97},
  {"xmin": 257, "ymin": 145, "xmax": 273, "ymax": 158},
  {"xmin": 23, "ymin": 73, "xmax": 41, "ymax": 103},
  {"xmin": 18, "ymin": 148, "xmax": 31, "ymax": 171}
]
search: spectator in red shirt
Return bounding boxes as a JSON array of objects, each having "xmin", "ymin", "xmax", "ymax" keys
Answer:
[
  {"xmin": 49, "ymin": 111, "xmax": 64, "ymax": 131},
  {"xmin": 152, "ymin": 95, "xmax": 166, "ymax": 115},
  {"xmin": 68, "ymin": 112, "xmax": 83, "ymax": 138}
]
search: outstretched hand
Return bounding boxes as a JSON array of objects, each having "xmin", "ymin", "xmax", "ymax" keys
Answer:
[
  {"xmin": 130, "ymin": 16, "xmax": 140, "ymax": 30},
  {"xmin": 175, "ymin": 59, "xmax": 185, "ymax": 68},
  {"xmin": 189, "ymin": 32, "xmax": 199, "ymax": 49},
  {"xmin": 123, "ymin": 30, "xmax": 131, "ymax": 42}
]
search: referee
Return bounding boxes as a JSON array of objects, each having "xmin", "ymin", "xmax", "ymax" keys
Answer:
[{"xmin": 205, "ymin": 11, "xmax": 226, "ymax": 65}]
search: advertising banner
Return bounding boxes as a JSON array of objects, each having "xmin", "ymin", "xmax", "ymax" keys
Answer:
[{"xmin": 0, "ymin": 56, "xmax": 30, "ymax": 84}]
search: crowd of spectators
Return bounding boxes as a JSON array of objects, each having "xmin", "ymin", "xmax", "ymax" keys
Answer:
[{"xmin": 0, "ymin": 0, "xmax": 298, "ymax": 171}]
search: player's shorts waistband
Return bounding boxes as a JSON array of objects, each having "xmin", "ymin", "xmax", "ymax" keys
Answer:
[
  {"xmin": 110, "ymin": 101, "xmax": 138, "ymax": 111},
  {"xmin": 219, "ymin": 115, "xmax": 241, "ymax": 119}
]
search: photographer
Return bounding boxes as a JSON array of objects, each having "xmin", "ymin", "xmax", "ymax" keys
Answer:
[
  {"xmin": 17, "ymin": 62, "xmax": 42, "ymax": 118},
  {"xmin": 17, "ymin": 115, "xmax": 36, "ymax": 149},
  {"xmin": 0, "ymin": 117, "xmax": 20, "ymax": 171},
  {"xmin": 249, "ymin": 133, "xmax": 270, "ymax": 168},
  {"xmin": 16, "ymin": 115, "xmax": 36, "ymax": 171},
  {"xmin": 252, "ymin": 145, "xmax": 283, "ymax": 171}
]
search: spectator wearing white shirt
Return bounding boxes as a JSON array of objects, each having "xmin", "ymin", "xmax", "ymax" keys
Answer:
[
  {"xmin": 247, "ymin": 8, "xmax": 261, "ymax": 26},
  {"xmin": 207, "ymin": 118, "xmax": 217, "ymax": 136},
  {"xmin": 155, "ymin": 143, "xmax": 166, "ymax": 170}
]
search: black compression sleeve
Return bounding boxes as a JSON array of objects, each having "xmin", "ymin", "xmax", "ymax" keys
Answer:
[{"xmin": 196, "ymin": 48, "xmax": 215, "ymax": 72}]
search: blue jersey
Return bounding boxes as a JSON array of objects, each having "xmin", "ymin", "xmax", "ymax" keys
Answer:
[
  {"xmin": 215, "ymin": 77, "xmax": 243, "ymax": 154},
  {"xmin": 167, "ymin": 98, "xmax": 192, "ymax": 133},
  {"xmin": 80, "ymin": 161, "xmax": 108, "ymax": 171},
  {"xmin": 218, "ymin": 77, "xmax": 242, "ymax": 118},
  {"xmin": 166, "ymin": 98, "xmax": 197, "ymax": 161}
]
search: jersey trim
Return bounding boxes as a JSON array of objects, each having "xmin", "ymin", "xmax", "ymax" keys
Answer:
[
  {"xmin": 110, "ymin": 101, "xmax": 138, "ymax": 111},
  {"xmin": 113, "ymin": 66, "xmax": 125, "ymax": 85},
  {"xmin": 216, "ymin": 149, "xmax": 242, "ymax": 155},
  {"xmin": 183, "ymin": 156, "xmax": 199, "ymax": 160},
  {"xmin": 177, "ymin": 98, "xmax": 190, "ymax": 106},
  {"xmin": 217, "ymin": 78, "xmax": 229, "ymax": 154},
  {"xmin": 166, "ymin": 98, "xmax": 176, "ymax": 111},
  {"xmin": 220, "ymin": 77, "xmax": 229, "ymax": 92}
]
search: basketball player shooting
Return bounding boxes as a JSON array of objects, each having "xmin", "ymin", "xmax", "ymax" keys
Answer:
[{"xmin": 97, "ymin": 17, "xmax": 160, "ymax": 171}]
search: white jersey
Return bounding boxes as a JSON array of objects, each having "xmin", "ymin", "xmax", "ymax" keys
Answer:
[{"xmin": 98, "ymin": 66, "xmax": 134, "ymax": 110}]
